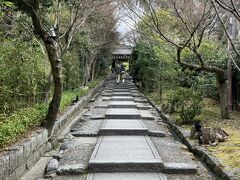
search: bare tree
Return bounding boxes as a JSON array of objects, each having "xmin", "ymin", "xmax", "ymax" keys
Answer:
[
  {"xmin": 210, "ymin": 0, "xmax": 240, "ymax": 60},
  {"xmin": 82, "ymin": 3, "xmax": 118, "ymax": 85},
  {"xmin": 120, "ymin": 0, "xmax": 230, "ymax": 118}
]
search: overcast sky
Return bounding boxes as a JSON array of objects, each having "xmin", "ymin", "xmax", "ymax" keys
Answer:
[{"xmin": 116, "ymin": 7, "xmax": 137, "ymax": 45}]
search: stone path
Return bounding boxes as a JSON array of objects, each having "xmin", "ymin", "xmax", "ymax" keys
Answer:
[{"xmin": 23, "ymin": 77, "xmax": 214, "ymax": 180}]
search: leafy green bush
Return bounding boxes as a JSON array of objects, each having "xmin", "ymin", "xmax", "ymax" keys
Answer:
[
  {"xmin": 168, "ymin": 88, "xmax": 203, "ymax": 124},
  {"xmin": 0, "ymin": 104, "xmax": 48, "ymax": 148},
  {"xmin": 0, "ymin": 38, "xmax": 49, "ymax": 115},
  {"xmin": 0, "ymin": 78, "xmax": 103, "ymax": 148}
]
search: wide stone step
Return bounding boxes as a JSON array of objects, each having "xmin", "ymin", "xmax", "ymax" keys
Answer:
[
  {"xmin": 102, "ymin": 93, "xmax": 142, "ymax": 97},
  {"xmin": 105, "ymin": 108, "xmax": 141, "ymax": 119},
  {"xmin": 103, "ymin": 96, "xmax": 134, "ymax": 101},
  {"xmin": 107, "ymin": 86, "xmax": 134, "ymax": 89},
  {"xmin": 105, "ymin": 89, "xmax": 130, "ymax": 92},
  {"xmin": 99, "ymin": 120, "xmax": 148, "ymax": 136},
  {"xmin": 108, "ymin": 101, "xmax": 137, "ymax": 108},
  {"xmin": 88, "ymin": 136, "xmax": 163, "ymax": 172},
  {"xmin": 87, "ymin": 173, "xmax": 167, "ymax": 180},
  {"xmin": 102, "ymin": 92, "xmax": 133, "ymax": 97}
]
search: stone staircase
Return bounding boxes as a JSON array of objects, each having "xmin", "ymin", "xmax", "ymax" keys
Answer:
[{"xmin": 84, "ymin": 79, "xmax": 197, "ymax": 180}]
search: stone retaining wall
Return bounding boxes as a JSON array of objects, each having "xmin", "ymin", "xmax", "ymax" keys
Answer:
[
  {"xmin": 0, "ymin": 78, "xmax": 108, "ymax": 180},
  {"xmin": 0, "ymin": 129, "xmax": 48, "ymax": 180},
  {"xmin": 146, "ymin": 97, "xmax": 239, "ymax": 180}
]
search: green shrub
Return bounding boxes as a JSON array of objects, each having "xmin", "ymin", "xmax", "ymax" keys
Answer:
[
  {"xmin": 0, "ymin": 78, "xmax": 103, "ymax": 149},
  {"xmin": 168, "ymin": 87, "xmax": 203, "ymax": 124},
  {"xmin": 0, "ymin": 104, "xmax": 48, "ymax": 148}
]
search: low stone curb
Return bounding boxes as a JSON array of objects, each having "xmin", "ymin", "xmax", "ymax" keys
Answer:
[
  {"xmin": 0, "ymin": 77, "xmax": 110, "ymax": 180},
  {"xmin": 145, "ymin": 96, "xmax": 239, "ymax": 180}
]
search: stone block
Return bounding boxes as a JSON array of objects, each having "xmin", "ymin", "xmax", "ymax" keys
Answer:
[
  {"xmin": 22, "ymin": 140, "xmax": 32, "ymax": 160},
  {"xmin": 42, "ymin": 130, "xmax": 49, "ymax": 144},
  {"xmin": 57, "ymin": 164, "xmax": 85, "ymax": 175},
  {"xmin": 45, "ymin": 159, "xmax": 59, "ymax": 175},
  {"xmin": 148, "ymin": 130, "xmax": 166, "ymax": 137},
  {"xmin": 39, "ymin": 144, "xmax": 46, "ymax": 157},
  {"xmin": 7, "ymin": 163, "xmax": 26, "ymax": 180},
  {"xmin": 45, "ymin": 142, "xmax": 52, "ymax": 152},
  {"xmin": 8, "ymin": 146, "xmax": 24, "ymax": 174},
  {"xmin": 26, "ymin": 154, "xmax": 35, "ymax": 170},
  {"xmin": 30, "ymin": 134, "xmax": 38, "ymax": 152},
  {"xmin": 164, "ymin": 163, "xmax": 198, "ymax": 174},
  {"xmin": 72, "ymin": 131, "xmax": 98, "ymax": 137},
  {"xmin": 0, "ymin": 153, "xmax": 9, "ymax": 179},
  {"xmin": 30, "ymin": 149, "xmax": 41, "ymax": 168},
  {"xmin": 99, "ymin": 129, "xmax": 149, "ymax": 136}
]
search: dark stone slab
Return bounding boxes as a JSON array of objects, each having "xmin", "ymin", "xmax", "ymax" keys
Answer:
[
  {"xmin": 134, "ymin": 99, "xmax": 148, "ymax": 103},
  {"xmin": 72, "ymin": 131, "xmax": 99, "ymax": 137},
  {"xmin": 57, "ymin": 164, "xmax": 85, "ymax": 175},
  {"xmin": 137, "ymin": 105, "xmax": 152, "ymax": 110},
  {"xmin": 148, "ymin": 130, "xmax": 166, "ymax": 137},
  {"xmin": 88, "ymin": 160, "xmax": 163, "ymax": 173},
  {"xmin": 99, "ymin": 129, "xmax": 149, "ymax": 136},
  {"xmin": 90, "ymin": 115, "xmax": 105, "ymax": 120},
  {"xmin": 164, "ymin": 163, "xmax": 198, "ymax": 174},
  {"xmin": 94, "ymin": 105, "xmax": 108, "ymax": 109}
]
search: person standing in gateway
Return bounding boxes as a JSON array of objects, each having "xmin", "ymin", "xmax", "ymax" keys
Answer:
[{"xmin": 116, "ymin": 63, "xmax": 125, "ymax": 84}]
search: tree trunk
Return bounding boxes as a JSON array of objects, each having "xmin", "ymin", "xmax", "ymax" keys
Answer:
[
  {"xmin": 158, "ymin": 83, "xmax": 163, "ymax": 104},
  {"xmin": 83, "ymin": 56, "xmax": 95, "ymax": 86},
  {"xmin": 84, "ymin": 64, "xmax": 90, "ymax": 86},
  {"xmin": 43, "ymin": 73, "xmax": 53, "ymax": 103},
  {"xmin": 44, "ymin": 42, "xmax": 62, "ymax": 135},
  {"xmin": 217, "ymin": 76, "xmax": 230, "ymax": 119},
  {"xmin": 91, "ymin": 58, "xmax": 97, "ymax": 81}
]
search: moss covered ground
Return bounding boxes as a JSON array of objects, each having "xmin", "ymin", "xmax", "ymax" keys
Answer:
[{"xmin": 147, "ymin": 90, "xmax": 240, "ymax": 169}]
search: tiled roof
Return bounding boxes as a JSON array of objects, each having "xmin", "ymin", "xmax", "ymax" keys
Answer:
[{"xmin": 113, "ymin": 45, "xmax": 133, "ymax": 55}]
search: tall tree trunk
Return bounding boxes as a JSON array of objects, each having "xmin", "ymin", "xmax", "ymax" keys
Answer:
[
  {"xmin": 84, "ymin": 64, "xmax": 91, "ymax": 86},
  {"xmin": 43, "ymin": 73, "xmax": 53, "ymax": 103},
  {"xmin": 217, "ymin": 75, "xmax": 230, "ymax": 119},
  {"xmin": 91, "ymin": 58, "xmax": 97, "ymax": 81},
  {"xmin": 158, "ymin": 83, "xmax": 163, "ymax": 104},
  {"xmin": 44, "ymin": 43, "xmax": 62, "ymax": 135},
  {"xmin": 83, "ymin": 56, "xmax": 95, "ymax": 86}
]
